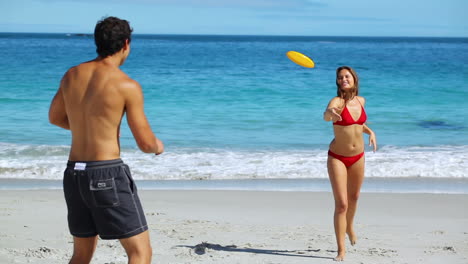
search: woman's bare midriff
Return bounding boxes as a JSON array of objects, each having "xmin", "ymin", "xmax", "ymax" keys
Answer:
[{"xmin": 329, "ymin": 125, "xmax": 365, "ymax": 156}]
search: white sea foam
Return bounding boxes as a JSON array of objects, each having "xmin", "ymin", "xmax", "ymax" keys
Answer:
[{"xmin": 0, "ymin": 143, "xmax": 467, "ymax": 180}]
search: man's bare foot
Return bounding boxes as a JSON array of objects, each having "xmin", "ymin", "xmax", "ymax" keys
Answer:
[{"xmin": 347, "ymin": 229, "xmax": 357, "ymax": 246}]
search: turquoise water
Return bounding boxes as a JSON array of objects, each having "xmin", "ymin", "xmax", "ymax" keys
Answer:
[{"xmin": 0, "ymin": 33, "xmax": 467, "ymax": 187}]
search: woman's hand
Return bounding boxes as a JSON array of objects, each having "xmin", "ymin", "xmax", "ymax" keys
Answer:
[
  {"xmin": 369, "ymin": 131, "xmax": 377, "ymax": 152},
  {"xmin": 325, "ymin": 107, "xmax": 342, "ymax": 122},
  {"xmin": 363, "ymin": 124, "xmax": 377, "ymax": 152}
]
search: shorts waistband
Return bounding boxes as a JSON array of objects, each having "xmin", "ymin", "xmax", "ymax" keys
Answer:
[{"xmin": 67, "ymin": 159, "xmax": 124, "ymax": 170}]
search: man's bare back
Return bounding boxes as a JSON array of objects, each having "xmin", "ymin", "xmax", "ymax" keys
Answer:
[{"xmin": 50, "ymin": 57, "xmax": 163, "ymax": 161}]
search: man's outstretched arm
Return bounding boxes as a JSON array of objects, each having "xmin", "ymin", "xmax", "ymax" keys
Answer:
[{"xmin": 124, "ymin": 80, "xmax": 164, "ymax": 155}]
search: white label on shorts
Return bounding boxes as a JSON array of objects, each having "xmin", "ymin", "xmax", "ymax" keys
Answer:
[
  {"xmin": 74, "ymin": 163, "xmax": 87, "ymax": 171},
  {"xmin": 97, "ymin": 182, "xmax": 106, "ymax": 188}
]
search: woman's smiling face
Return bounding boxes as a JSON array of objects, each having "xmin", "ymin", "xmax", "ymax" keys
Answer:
[{"xmin": 337, "ymin": 69, "xmax": 355, "ymax": 90}]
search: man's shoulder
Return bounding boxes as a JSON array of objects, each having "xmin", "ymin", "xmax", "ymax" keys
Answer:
[
  {"xmin": 101, "ymin": 71, "xmax": 140, "ymax": 99},
  {"xmin": 117, "ymin": 77, "xmax": 141, "ymax": 94},
  {"xmin": 63, "ymin": 61, "xmax": 93, "ymax": 77},
  {"xmin": 61, "ymin": 65, "xmax": 79, "ymax": 84}
]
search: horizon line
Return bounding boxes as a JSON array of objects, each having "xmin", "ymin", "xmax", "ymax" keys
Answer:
[{"xmin": 1, "ymin": 32, "xmax": 468, "ymax": 39}]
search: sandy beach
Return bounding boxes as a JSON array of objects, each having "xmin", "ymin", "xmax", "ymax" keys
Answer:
[{"xmin": 0, "ymin": 189, "xmax": 467, "ymax": 264}]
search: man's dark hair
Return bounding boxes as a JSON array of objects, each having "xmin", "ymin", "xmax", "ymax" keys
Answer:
[{"xmin": 94, "ymin": 16, "xmax": 133, "ymax": 58}]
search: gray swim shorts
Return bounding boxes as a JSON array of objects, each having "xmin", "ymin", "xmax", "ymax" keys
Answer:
[{"xmin": 63, "ymin": 159, "xmax": 148, "ymax": 240}]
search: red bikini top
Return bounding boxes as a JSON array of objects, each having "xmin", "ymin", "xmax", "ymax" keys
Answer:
[{"xmin": 333, "ymin": 102, "xmax": 367, "ymax": 126}]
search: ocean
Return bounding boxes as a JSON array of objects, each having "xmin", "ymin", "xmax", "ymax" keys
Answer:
[{"xmin": 1, "ymin": 33, "xmax": 467, "ymax": 193}]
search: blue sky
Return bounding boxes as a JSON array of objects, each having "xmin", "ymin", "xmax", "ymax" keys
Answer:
[{"xmin": 0, "ymin": 0, "xmax": 466, "ymax": 37}]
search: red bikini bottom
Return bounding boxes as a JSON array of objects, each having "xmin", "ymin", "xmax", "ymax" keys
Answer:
[{"xmin": 328, "ymin": 150, "xmax": 364, "ymax": 168}]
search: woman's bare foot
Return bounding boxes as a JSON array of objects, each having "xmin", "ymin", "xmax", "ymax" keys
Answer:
[
  {"xmin": 334, "ymin": 251, "xmax": 345, "ymax": 261},
  {"xmin": 346, "ymin": 228, "xmax": 357, "ymax": 246}
]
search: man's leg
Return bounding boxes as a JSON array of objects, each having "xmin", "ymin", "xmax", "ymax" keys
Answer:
[
  {"xmin": 69, "ymin": 236, "xmax": 98, "ymax": 264},
  {"xmin": 119, "ymin": 230, "xmax": 152, "ymax": 264}
]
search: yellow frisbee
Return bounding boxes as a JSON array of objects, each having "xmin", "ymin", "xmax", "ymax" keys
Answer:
[{"xmin": 286, "ymin": 51, "xmax": 315, "ymax": 68}]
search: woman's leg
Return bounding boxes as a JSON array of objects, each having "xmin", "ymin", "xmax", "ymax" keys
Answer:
[
  {"xmin": 346, "ymin": 155, "xmax": 365, "ymax": 245},
  {"xmin": 328, "ymin": 156, "xmax": 349, "ymax": 261}
]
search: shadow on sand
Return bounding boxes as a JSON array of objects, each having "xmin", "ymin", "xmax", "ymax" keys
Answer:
[{"xmin": 176, "ymin": 242, "xmax": 334, "ymax": 260}]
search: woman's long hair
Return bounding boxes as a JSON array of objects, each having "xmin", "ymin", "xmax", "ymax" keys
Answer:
[{"xmin": 336, "ymin": 66, "xmax": 359, "ymax": 107}]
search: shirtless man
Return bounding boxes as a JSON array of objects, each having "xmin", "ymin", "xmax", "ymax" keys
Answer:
[{"xmin": 49, "ymin": 17, "xmax": 163, "ymax": 264}]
